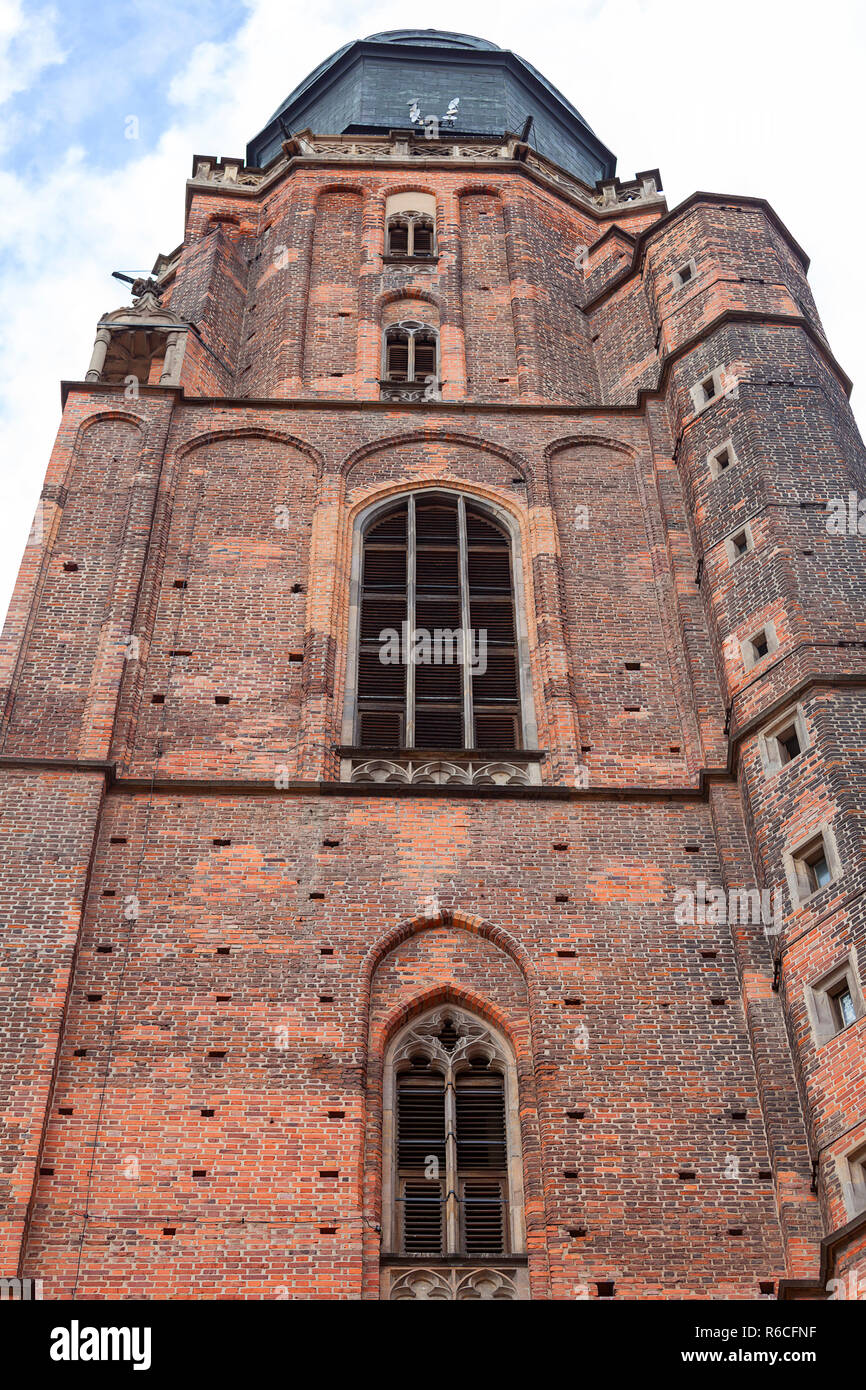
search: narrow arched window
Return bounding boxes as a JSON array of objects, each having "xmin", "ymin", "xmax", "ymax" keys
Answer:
[
  {"xmin": 383, "ymin": 1006, "xmax": 526, "ymax": 1292},
  {"xmin": 355, "ymin": 492, "xmax": 522, "ymax": 751}
]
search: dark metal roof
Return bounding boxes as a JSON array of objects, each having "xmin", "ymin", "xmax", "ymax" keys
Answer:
[{"xmin": 246, "ymin": 29, "xmax": 616, "ymax": 185}]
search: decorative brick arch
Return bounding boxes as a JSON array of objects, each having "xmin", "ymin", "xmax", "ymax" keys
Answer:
[
  {"xmin": 341, "ymin": 428, "xmax": 528, "ymax": 482},
  {"xmin": 311, "ymin": 180, "xmax": 367, "ymax": 203},
  {"xmin": 174, "ymin": 425, "xmax": 323, "ymax": 476},
  {"xmin": 360, "ymin": 906, "xmax": 536, "ymax": 1026},
  {"xmin": 376, "ymin": 981, "xmax": 521, "ymax": 1058},
  {"xmin": 75, "ymin": 409, "xmax": 146, "ymax": 440},
  {"xmin": 453, "ymin": 182, "xmax": 504, "ymax": 200},
  {"xmin": 545, "ymin": 431, "xmax": 640, "ymax": 463},
  {"xmin": 376, "ymin": 180, "xmax": 439, "ymax": 201},
  {"xmin": 359, "ymin": 910, "xmax": 551, "ymax": 1299}
]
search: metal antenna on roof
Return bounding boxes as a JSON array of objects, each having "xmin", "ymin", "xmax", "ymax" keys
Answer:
[{"xmin": 111, "ymin": 270, "xmax": 161, "ymax": 300}]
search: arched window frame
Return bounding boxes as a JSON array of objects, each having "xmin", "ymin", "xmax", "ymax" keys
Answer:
[
  {"xmin": 381, "ymin": 320, "xmax": 440, "ymax": 385},
  {"xmin": 341, "ymin": 488, "xmax": 539, "ymax": 778},
  {"xmin": 385, "ymin": 210, "xmax": 437, "ymax": 259},
  {"xmin": 381, "ymin": 1004, "xmax": 527, "ymax": 1260}
]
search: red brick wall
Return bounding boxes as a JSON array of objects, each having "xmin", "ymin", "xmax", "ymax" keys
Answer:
[
  {"xmin": 1, "ymin": 143, "xmax": 863, "ymax": 1299},
  {"xmin": 22, "ymin": 792, "xmax": 792, "ymax": 1298},
  {"xmin": 459, "ymin": 192, "xmax": 518, "ymax": 398}
]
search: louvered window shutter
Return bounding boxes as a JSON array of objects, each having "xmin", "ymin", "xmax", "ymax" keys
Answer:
[
  {"xmin": 461, "ymin": 1178, "xmax": 508, "ymax": 1254},
  {"xmin": 466, "ymin": 506, "xmax": 519, "ymax": 750},
  {"xmin": 456, "ymin": 1071, "xmax": 508, "ymax": 1255},
  {"xmin": 388, "ymin": 219, "xmax": 409, "ymax": 255},
  {"xmin": 386, "ymin": 334, "xmax": 410, "ymax": 379},
  {"xmin": 413, "ymin": 337, "xmax": 437, "ymax": 379},
  {"xmin": 413, "ymin": 219, "xmax": 434, "ymax": 256},
  {"xmin": 414, "ymin": 499, "xmax": 463, "ymax": 748},
  {"xmin": 397, "ymin": 1073, "xmax": 446, "ymax": 1255}
]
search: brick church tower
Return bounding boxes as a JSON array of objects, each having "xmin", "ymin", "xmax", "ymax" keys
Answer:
[{"xmin": 1, "ymin": 29, "xmax": 864, "ymax": 1302}]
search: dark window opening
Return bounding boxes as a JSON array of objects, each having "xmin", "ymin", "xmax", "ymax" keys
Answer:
[
  {"xmin": 383, "ymin": 323, "xmax": 439, "ymax": 385},
  {"xmin": 412, "ymin": 218, "xmax": 434, "ymax": 255},
  {"xmin": 386, "ymin": 213, "xmax": 435, "ymax": 258},
  {"xmin": 777, "ymin": 724, "xmax": 802, "ymax": 763},
  {"xmin": 387, "ymin": 218, "xmax": 410, "ymax": 255},
  {"xmin": 356, "ymin": 495, "xmax": 521, "ymax": 751},
  {"xmin": 801, "ymin": 842, "xmax": 831, "ymax": 894}
]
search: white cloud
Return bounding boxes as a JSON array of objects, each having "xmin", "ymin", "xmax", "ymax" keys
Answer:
[
  {"xmin": 1, "ymin": 0, "xmax": 865, "ymax": 625},
  {"xmin": 0, "ymin": 0, "xmax": 65, "ymax": 105}
]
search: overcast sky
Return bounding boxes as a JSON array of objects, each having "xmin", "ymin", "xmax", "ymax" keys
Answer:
[{"xmin": 0, "ymin": 0, "xmax": 863, "ymax": 624}]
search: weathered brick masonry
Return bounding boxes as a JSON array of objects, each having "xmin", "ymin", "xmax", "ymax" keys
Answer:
[{"xmin": 0, "ymin": 30, "xmax": 863, "ymax": 1299}]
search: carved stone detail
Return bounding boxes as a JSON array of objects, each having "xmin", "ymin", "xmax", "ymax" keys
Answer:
[
  {"xmin": 456, "ymin": 1268, "xmax": 521, "ymax": 1300},
  {"xmin": 87, "ymin": 295, "xmax": 190, "ymax": 387},
  {"xmin": 389, "ymin": 1268, "xmax": 453, "ymax": 1300},
  {"xmin": 383, "ymin": 1264, "xmax": 527, "ymax": 1300},
  {"xmin": 347, "ymin": 756, "xmax": 535, "ymax": 786},
  {"xmin": 390, "ymin": 1005, "xmax": 504, "ymax": 1070},
  {"xmin": 187, "ymin": 134, "xmax": 661, "ymax": 218},
  {"xmin": 378, "ymin": 381, "xmax": 440, "ymax": 403}
]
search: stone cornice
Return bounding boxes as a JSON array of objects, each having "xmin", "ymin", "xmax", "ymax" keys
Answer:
[
  {"xmin": 183, "ymin": 134, "xmax": 665, "ymax": 225},
  {"xmin": 0, "ymin": 754, "xmax": 735, "ymax": 799}
]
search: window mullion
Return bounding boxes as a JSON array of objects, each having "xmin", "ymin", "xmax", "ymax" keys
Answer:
[
  {"xmin": 406, "ymin": 493, "xmax": 416, "ymax": 748},
  {"xmin": 444, "ymin": 1066, "xmax": 459, "ymax": 1255},
  {"xmin": 407, "ymin": 330, "xmax": 416, "ymax": 383},
  {"xmin": 407, "ymin": 217, "xmax": 415, "ymax": 258},
  {"xmin": 457, "ymin": 496, "xmax": 473, "ymax": 747}
]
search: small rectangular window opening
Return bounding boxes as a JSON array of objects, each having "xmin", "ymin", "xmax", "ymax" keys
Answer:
[
  {"xmin": 829, "ymin": 981, "xmax": 857, "ymax": 1030},
  {"xmin": 801, "ymin": 840, "xmax": 831, "ymax": 895},
  {"xmin": 777, "ymin": 725, "xmax": 802, "ymax": 763},
  {"xmin": 708, "ymin": 440, "xmax": 737, "ymax": 479},
  {"xmin": 807, "ymin": 952, "xmax": 862, "ymax": 1045}
]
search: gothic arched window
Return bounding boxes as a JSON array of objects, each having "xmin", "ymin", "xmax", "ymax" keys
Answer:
[
  {"xmin": 382, "ymin": 1006, "xmax": 526, "ymax": 1281},
  {"xmin": 352, "ymin": 492, "xmax": 524, "ymax": 752}
]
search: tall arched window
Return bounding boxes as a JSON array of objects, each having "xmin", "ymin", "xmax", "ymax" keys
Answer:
[
  {"xmin": 381, "ymin": 1005, "xmax": 528, "ymax": 1299},
  {"xmin": 354, "ymin": 492, "xmax": 522, "ymax": 751}
]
